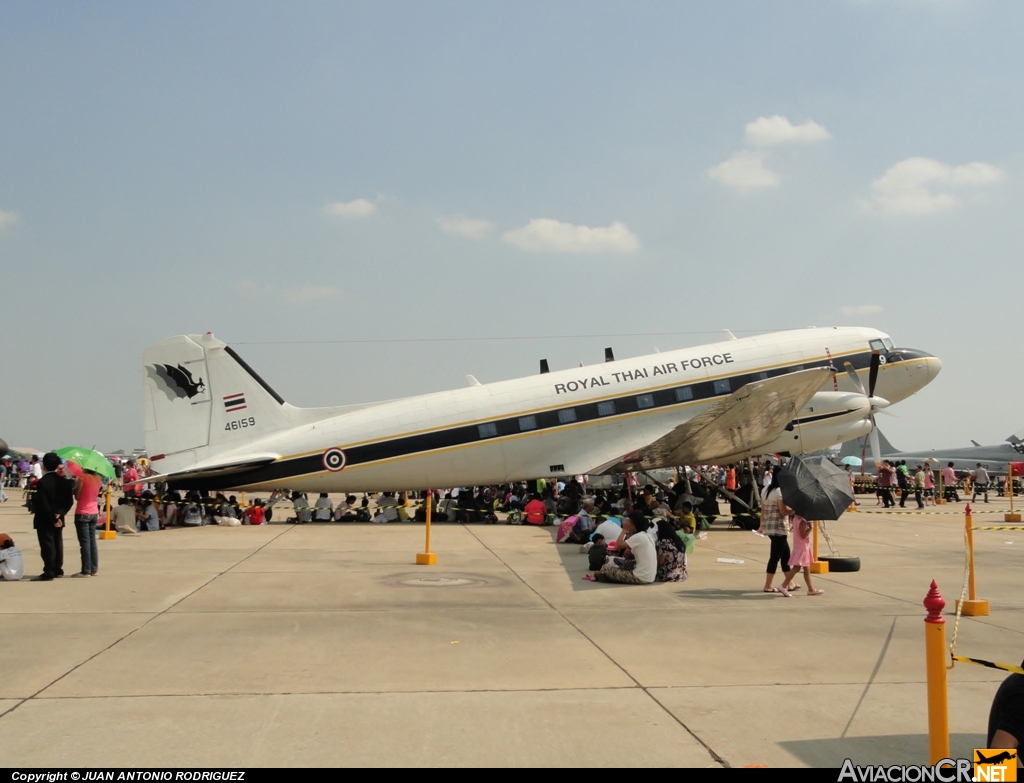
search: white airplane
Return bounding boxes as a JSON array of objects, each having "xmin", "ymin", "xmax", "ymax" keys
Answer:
[{"xmin": 137, "ymin": 327, "xmax": 940, "ymax": 493}]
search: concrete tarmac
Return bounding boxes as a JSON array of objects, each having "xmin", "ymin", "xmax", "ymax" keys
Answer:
[{"xmin": 1, "ymin": 491, "xmax": 1021, "ymax": 767}]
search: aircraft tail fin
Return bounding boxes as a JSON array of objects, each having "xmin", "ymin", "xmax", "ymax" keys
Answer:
[
  {"xmin": 143, "ymin": 333, "xmax": 295, "ymax": 475},
  {"xmin": 837, "ymin": 428, "xmax": 899, "ymax": 461},
  {"xmin": 875, "ymin": 428, "xmax": 898, "ymax": 455}
]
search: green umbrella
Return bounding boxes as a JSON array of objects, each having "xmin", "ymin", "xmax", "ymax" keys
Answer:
[{"xmin": 55, "ymin": 446, "xmax": 115, "ymax": 479}]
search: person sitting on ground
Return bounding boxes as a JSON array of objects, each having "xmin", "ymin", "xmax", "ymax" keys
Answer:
[
  {"xmin": 592, "ymin": 514, "xmax": 623, "ymax": 548},
  {"xmin": 314, "ymin": 492, "xmax": 334, "ymax": 522},
  {"xmin": 587, "ymin": 533, "xmax": 608, "ymax": 572},
  {"xmin": 180, "ymin": 493, "xmax": 204, "ymax": 526},
  {"xmin": 111, "ymin": 497, "xmax": 138, "ymax": 533},
  {"xmin": 372, "ymin": 492, "xmax": 402, "ymax": 524},
  {"xmin": 163, "ymin": 491, "xmax": 181, "ymax": 528},
  {"xmin": 654, "ymin": 519, "xmax": 688, "ymax": 583},
  {"xmin": 244, "ymin": 500, "xmax": 266, "ymax": 525},
  {"xmin": 135, "ymin": 492, "xmax": 161, "ymax": 532},
  {"xmin": 676, "ymin": 501, "xmax": 697, "ymax": 533},
  {"xmin": 289, "ymin": 491, "xmax": 312, "ymax": 524},
  {"xmin": 0, "ymin": 534, "xmax": 25, "ymax": 581},
  {"xmin": 334, "ymin": 495, "xmax": 359, "ymax": 521},
  {"xmin": 437, "ymin": 492, "xmax": 458, "ymax": 522},
  {"xmin": 523, "ymin": 493, "xmax": 547, "ymax": 526},
  {"xmin": 586, "ymin": 511, "xmax": 657, "ymax": 585}
]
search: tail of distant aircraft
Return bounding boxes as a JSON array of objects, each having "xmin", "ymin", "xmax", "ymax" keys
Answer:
[
  {"xmin": 143, "ymin": 333, "xmax": 296, "ymax": 475},
  {"xmin": 837, "ymin": 428, "xmax": 899, "ymax": 461}
]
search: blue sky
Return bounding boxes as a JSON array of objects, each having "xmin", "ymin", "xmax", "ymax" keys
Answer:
[{"xmin": 2, "ymin": 1, "xmax": 1022, "ymax": 454}]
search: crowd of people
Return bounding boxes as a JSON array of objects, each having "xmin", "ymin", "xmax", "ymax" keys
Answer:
[
  {"xmin": 872, "ymin": 460, "xmax": 1002, "ymax": 508},
  {"xmin": 2, "ymin": 450, "xmax": 1013, "ymax": 597}
]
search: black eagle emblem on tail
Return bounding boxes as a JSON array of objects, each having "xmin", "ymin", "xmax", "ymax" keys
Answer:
[{"xmin": 147, "ymin": 363, "xmax": 206, "ymax": 400}]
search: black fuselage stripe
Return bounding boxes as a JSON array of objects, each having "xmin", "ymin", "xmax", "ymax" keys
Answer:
[{"xmin": 171, "ymin": 351, "xmax": 873, "ymax": 490}]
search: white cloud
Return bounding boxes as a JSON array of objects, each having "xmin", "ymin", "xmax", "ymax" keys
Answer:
[
  {"xmin": 438, "ymin": 217, "xmax": 493, "ymax": 239},
  {"xmin": 863, "ymin": 157, "xmax": 1004, "ymax": 216},
  {"xmin": 502, "ymin": 219, "xmax": 641, "ymax": 254},
  {"xmin": 841, "ymin": 305, "xmax": 883, "ymax": 316},
  {"xmin": 745, "ymin": 116, "xmax": 832, "ymax": 146},
  {"xmin": 284, "ymin": 285, "xmax": 340, "ymax": 304},
  {"xmin": 708, "ymin": 151, "xmax": 780, "ymax": 192},
  {"xmin": 0, "ymin": 209, "xmax": 22, "ymax": 230},
  {"xmin": 325, "ymin": 198, "xmax": 376, "ymax": 219}
]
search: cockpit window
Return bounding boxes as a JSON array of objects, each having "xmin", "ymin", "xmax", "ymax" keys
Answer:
[
  {"xmin": 869, "ymin": 339, "xmax": 885, "ymax": 352},
  {"xmin": 883, "ymin": 338, "xmax": 894, "ymax": 350}
]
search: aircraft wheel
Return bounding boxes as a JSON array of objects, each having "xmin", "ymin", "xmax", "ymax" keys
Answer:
[{"xmin": 819, "ymin": 555, "xmax": 861, "ymax": 573}]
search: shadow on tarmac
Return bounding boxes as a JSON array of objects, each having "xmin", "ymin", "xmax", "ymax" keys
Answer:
[{"xmin": 779, "ymin": 733, "xmax": 986, "ymax": 767}]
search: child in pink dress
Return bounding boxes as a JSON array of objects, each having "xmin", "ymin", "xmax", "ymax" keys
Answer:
[{"xmin": 786, "ymin": 514, "xmax": 825, "ymax": 596}]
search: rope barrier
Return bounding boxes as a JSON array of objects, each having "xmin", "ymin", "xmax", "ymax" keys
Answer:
[{"xmin": 946, "ymin": 511, "xmax": 1023, "ymax": 677}]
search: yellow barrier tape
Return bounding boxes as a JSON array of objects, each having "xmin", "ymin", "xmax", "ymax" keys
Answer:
[
  {"xmin": 859, "ymin": 509, "xmax": 1003, "ymax": 516},
  {"xmin": 951, "ymin": 656, "xmax": 1024, "ymax": 676},
  {"xmin": 973, "ymin": 526, "xmax": 1024, "ymax": 531}
]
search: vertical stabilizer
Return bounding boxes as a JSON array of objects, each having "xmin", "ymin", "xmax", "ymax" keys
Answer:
[{"xmin": 143, "ymin": 333, "xmax": 294, "ymax": 473}]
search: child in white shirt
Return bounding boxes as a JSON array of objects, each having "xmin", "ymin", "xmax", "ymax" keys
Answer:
[{"xmin": 0, "ymin": 534, "xmax": 25, "ymax": 581}]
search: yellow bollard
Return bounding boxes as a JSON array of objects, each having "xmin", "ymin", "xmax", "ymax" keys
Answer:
[
  {"xmin": 416, "ymin": 490, "xmax": 437, "ymax": 565},
  {"xmin": 98, "ymin": 484, "xmax": 117, "ymax": 540},
  {"xmin": 923, "ymin": 581, "xmax": 950, "ymax": 765},
  {"xmin": 809, "ymin": 520, "xmax": 829, "ymax": 573},
  {"xmin": 1006, "ymin": 467, "xmax": 1020, "ymax": 523},
  {"xmin": 956, "ymin": 505, "xmax": 989, "ymax": 616},
  {"xmin": 937, "ymin": 469, "xmax": 947, "ymax": 504}
]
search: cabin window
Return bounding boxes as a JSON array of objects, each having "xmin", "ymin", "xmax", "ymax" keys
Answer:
[
  {"xmin": 478, "ymin": 422, "xmax": 498, "ymax": 439},
  {"xmin": 713, "ymin": 379, "xmax": 731, "ymax": 395},
  {"xmin": 870, "ymin": 339, "xmax": 885, "ymax": 352},
  {"xmin": 636, "ymin": 393, "xmax": 654, "ymax": 409},
  {"xmin": 518, "ymin": 415, "xmax": 537, "ymax": 431},
  {"xmin": 754, "ymin": 372, "xmax": 769, "ymax": 381},
  {"xmin": 597, "ymin": 400, "xmax": 616, "ymax": 417},
  {"xmin": 674, "ymin": 387, "xmax": 694, "ymax": 402},
  {"xmin": 558, "ymin": 408, "xmax": 577, "ymax": 424}
]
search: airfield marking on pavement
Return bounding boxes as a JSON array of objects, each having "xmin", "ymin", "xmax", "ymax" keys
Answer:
[
  {"xmin": 0, "ymin": 522, "xmax": 299, "ymax": 720},
  {"xmin": 458, "ymin": 523, "xmax": 730, "ymax": 768}
]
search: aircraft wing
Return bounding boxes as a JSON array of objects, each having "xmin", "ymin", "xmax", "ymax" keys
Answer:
[
  {"xmin": 125, "ymin": 453, "xmax": 281, "ymax": 488},
  {"xmin": 594, "ymin": 368, "xmax": 834, "ymax": 472}
]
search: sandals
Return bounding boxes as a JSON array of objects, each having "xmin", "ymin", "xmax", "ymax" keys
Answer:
[
  {"xmin": 582, "ymin": 573, "xmax": 597, "ymax": 582},
  {"xmin": 808, "ymin": 589, "xmax": 825, "ymax": 596},
  {"xmin": 774, "ymin": 585, "xmax": 792, "ymax": 598}
]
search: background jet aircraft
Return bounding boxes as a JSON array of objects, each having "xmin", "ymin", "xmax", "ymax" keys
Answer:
[{"xmin": 840, "ymin": 429, "xmax": 1024, "ymax": 475}]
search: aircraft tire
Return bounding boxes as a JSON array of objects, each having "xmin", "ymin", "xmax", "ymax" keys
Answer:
[{"xmin": 819, "ymin": 555, "xmax": 861, "ymax": 573}]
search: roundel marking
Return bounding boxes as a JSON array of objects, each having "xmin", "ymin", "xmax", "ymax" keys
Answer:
[{"xmin": 322, "ymin": 448, "xmax": 347, "ymax": 472}]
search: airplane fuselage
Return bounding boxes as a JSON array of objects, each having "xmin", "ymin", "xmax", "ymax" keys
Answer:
[{"xmin": 153, "ymin": 326, "xmax": 940, "ymax": 493}]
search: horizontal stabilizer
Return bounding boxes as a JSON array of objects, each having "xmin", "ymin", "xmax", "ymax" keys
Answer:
[{"xmin": 126, "ymin": 453, "xmax": 280, "ymax": 488}]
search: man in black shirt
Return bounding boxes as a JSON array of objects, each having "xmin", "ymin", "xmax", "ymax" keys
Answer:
[
  {"xmin": 987, "ymin": 668, "xmax": 1024, "ymax": 766},
  {"xmin": 31, "ymin": 452, "xmax": 74, "ymax": 581}
]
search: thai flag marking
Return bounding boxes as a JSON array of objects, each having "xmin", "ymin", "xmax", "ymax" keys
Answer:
[{"xmin": 224, "ymin": 393, "xmax": 247, "ymax": 412}]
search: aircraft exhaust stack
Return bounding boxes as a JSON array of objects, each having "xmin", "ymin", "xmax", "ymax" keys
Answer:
[
  {"xmin": 605, "ymin": 348, "xmax": 615, "ymax": 363},
  {"xmin": 539, "ymin": 359, "xmax": 549, "ymax": 374}
]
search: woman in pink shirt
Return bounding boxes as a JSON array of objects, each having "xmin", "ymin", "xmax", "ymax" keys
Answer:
[{"xmin": 71, "ymin": 466, "xmax": 103, "ymax": 577}]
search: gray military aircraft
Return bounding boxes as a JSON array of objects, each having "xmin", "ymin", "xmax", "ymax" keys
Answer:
[{"xmin": 839, "ymin": 429, "xmax": 1024, "ymax": 475}]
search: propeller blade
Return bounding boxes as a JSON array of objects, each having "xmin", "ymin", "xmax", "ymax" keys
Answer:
[
  {"xmin": 868, "ymin": 350, "xmax": 881, "ymax": 398},
  {"xmin": 843, "ymin": 362, "xmax": 867, "ymax": 396},
  {"xmin": 870, "ymin": 420, "xmax": 882, "ymax": 467}
]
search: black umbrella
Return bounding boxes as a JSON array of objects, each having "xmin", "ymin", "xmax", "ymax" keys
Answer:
[{"xmin": 777, "ymin": 456, "xmax": 854, "ymax": 521}]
